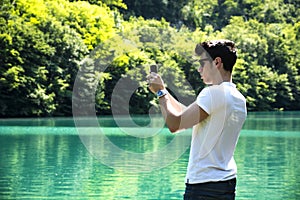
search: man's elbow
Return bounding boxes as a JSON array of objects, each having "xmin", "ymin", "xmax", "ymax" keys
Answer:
[
  {"xmin": 168, "ymin": 124, "xmax": 180, "ymax": 133},
  {"xmin": 166, "ymin": 115, "xmax": 182, "ymax": 133}
]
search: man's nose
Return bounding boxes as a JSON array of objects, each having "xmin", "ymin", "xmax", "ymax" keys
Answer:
[{"xmin": 198, "ymin": 66, "xmax": 203, "ymax": 73}]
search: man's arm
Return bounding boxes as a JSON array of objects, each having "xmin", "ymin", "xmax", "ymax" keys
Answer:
[
  {"xmin": 158, "ymin": 94, "xmax": 208, "ymax": 133},
  {"xmin": 166, "ymin": 93, "xmax": 187, "ymax": 113},
  {"xmin": 147, "ymin": 72, "xmax": 209, "ymax": 133}
]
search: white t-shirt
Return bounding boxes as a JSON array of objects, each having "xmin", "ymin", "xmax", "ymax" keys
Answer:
[{"xmin": 185, "ymin": 82, "xmax": 247, "ymax": 184}]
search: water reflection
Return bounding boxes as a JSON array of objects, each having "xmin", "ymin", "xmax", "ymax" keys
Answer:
[
  {"xmin": 243, "ymin": 111, "xmax": 300, "ymax": 131},
  {"xmin": 235, "ymin": 134, "xmax": 300, "ymax": 199},
  {"xmin": 0, "ymin": 112, "xmax": 300, "ymax": 199},
  {"xmin": 0, "ymin": 134, "xmax": 189, "ymax": 199}
]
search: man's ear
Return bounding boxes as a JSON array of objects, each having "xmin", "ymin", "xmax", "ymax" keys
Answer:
[{"xmin": 214, "ymin": 57, "xmax": 222, "ymax": 67}]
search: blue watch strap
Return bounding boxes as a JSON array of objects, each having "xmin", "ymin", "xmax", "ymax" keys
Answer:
[{"xmin": 156, "ymin": 89, "xmax": 168, "ymax": 98}]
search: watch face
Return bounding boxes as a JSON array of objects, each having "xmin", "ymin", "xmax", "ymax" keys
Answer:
[{"xmin": 157, "ymin": 89, "xmax": 167, "ymax": 97}]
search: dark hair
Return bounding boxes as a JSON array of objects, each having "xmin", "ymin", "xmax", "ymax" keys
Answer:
[{"xmin": 195, "ymin": 40, "xmax": 237, "ymax": 72}]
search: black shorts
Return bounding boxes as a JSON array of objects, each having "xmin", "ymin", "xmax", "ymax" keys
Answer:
[{"xmin": 183, "ymin": 178, "xmax": 236, "ymax": 200}]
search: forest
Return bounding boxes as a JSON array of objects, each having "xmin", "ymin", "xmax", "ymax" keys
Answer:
[{"xmin": 0, "ymin": 0, "xmax": 299, "ymax": 117}]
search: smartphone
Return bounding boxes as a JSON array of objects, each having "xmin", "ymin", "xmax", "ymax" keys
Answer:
[{"xmin": 150, "ymin": 65, "xmax": 158, "ymax": 73}]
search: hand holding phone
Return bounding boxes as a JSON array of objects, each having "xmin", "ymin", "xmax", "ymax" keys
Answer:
[{"xmin": 147, "ymin": 64, "xmax": 165, "ymax": 93}]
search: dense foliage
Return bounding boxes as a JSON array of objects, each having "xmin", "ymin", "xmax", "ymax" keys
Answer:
[{"xmin": 0, "ymin": 0, "xmax": 299, "ymax": 117}]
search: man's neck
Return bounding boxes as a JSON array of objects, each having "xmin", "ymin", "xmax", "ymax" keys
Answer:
[{"xmin": 212, "ymin": 75, "xmax": 232, "ymax": 85}]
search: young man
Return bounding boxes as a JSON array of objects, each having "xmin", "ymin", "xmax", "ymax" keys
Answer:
[{"xmin": 147, "ymin": 40, "xmax": 247, "ymax": 200}]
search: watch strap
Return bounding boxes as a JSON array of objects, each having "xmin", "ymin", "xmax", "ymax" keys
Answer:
[{"xmin": 156, "ymin": 89, "xmax": 168, "ymax": 98}]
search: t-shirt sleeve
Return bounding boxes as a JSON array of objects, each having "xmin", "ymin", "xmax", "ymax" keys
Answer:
[
  {"xmin": 196, "ymin": 87, "xmax": 212, "ymax": 114},
  {"xmin": 196, "ymin": 85, "xmax": 226, "ymax": 115}
]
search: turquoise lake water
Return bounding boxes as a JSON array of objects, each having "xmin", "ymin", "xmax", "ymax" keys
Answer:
[{"xmin": 0, "ymin": 112, "xmax": 299, "ymax": 199}]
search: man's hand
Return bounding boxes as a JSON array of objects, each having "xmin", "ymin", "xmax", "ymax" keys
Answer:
[{"xmin": 147, "ymin": 72, "xmax": 165, "ymax": 94}]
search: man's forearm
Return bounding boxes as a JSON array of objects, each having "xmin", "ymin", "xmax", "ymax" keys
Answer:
[
  {"xmin": 159, "ymin": 94, "xmax": 183, "ymax": 133},
  {"xmin": 167, "ymin": 93, "xmax": 187, "ymax": 112}
]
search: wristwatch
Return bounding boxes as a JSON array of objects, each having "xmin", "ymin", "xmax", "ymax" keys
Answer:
[{"xmin": 156, "ymin": 89, "xmax": 168, "ymax": 98}]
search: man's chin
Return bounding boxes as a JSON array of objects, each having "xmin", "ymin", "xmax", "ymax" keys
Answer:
[{"xmin": 203, "ymin": 79, "xmax": 212, "ymax": 85}]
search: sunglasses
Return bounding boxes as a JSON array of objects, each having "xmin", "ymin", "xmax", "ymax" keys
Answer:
[{"xmin": 198, "ymin": 58, "xmax": 210, "ymax": 67}]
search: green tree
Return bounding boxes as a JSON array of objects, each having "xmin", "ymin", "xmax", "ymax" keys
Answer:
[
  {"xmin": 0, "ymin": 0, "xmax": 117, "ymax": 117},
  {"xmin": 220, "ymin": 16, "xmax": 297, "ymax": 110},
  {"xmin": 91, "ymin": 17, "xmax": 197, "ymax": 115},
  {"xmin": 1, "ymin": 0, "xmax": 299, "ymax": 117}
]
